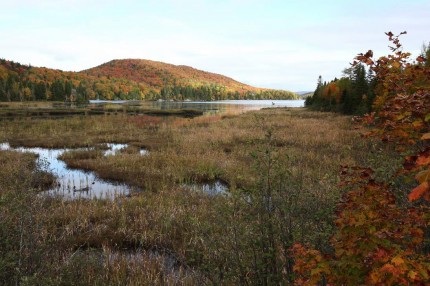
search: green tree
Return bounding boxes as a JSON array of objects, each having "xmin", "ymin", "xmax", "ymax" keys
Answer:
[
  {"xmin": 50, "ymin": 79, "xmax": 65, "ymax": 101},
  {"xmin": 0, "ymin": 78, "xmax": 6, "ymax": 101},
  {"xmin": 65, "ymin": 80, "xmax": 73, "ymax": 100},
  {"xmin": 35, "ymin": 82, "xmax": 47, "ymax": 100}
]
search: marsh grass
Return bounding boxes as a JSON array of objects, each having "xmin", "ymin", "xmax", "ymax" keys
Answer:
[
  {"xmin": 0, "ymin": 103, "xmax": 203, "ymax": 120},
  {"xmin": 0, "ymin": 108, "xmax": 399, "ymax": 284}
]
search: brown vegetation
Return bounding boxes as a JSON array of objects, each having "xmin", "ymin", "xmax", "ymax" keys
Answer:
[
  {"xmin": 0, "ymin": 108, "xmax": 398, "ymax": 284},
  {"xmin": 0, "ymin": 102, "xmax": 203, "ymax": 120}
]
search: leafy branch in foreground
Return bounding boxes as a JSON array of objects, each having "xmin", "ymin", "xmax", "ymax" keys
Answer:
[{"xmin": 293, "ymin": 32, "xmax": 430, "ymax": 285}]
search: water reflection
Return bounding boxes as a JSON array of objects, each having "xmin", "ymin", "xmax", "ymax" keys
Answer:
[
  {"xmin": 90, "ymin": 99, "xmax": 305, "ymax": 115},
  {"xmin": 0, "ymin": 142, "xmax": 137, "ymax": 200},
  {"xmin": 104, "ymin": 143, "xmax": 128, "ymax": 156}
]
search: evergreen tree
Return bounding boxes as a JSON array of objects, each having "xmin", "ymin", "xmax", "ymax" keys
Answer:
[
  {"xmin": 50, "ymin": 79, "xmax": 65, "ymax": 101},
  {"xmin": 35, "ymin": 82, "xmax": 47, "ymax": 100},
  {"xmin": 6, "ymin": 75, "xmax": 20, "ymax": 101},
  {"xmin": 420, "ymin": 42, "xmax": 430, "ymax": 67},
  {"xmin": 65, "ymin": 80, "xmax": 73, "ymax": 99},
  {"xmin": 0, "ymin": 78, "xmax": 6, "ymax": 101},
  {"xmin": 351, "ymin": 64, "xmax": 369, "ymax": 114},
  {"xmin": 366, "ymin": 68, "xmax": 377, "ymax": 111}
]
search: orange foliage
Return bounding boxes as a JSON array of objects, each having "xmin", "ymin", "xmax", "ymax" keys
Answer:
[
  {"xmin": 355, "ymin": 32, "xmax": 430, "ymax": 201},
  {"xmin": 291, "ymin": 244, "xmax": 330, "ymax": 285},
  {"xmin": 1, "ymin": 58, "xmax": 296, "ymax": 101},
  {"xmin": 292, "ymin": 32, "xmax": 430, "ymax": 285},
  {"xmin": 83, "ymin": 59, "xmax": 262, "ymax": 94}
]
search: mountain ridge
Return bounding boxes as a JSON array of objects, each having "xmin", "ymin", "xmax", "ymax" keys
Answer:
[
  {"xmin": 82, "ymin": 58, "xmax": 262, "ymax": 92},
  {"xmin": 0, "ymin": 57, "xmax": 298, "ymax": 102}
]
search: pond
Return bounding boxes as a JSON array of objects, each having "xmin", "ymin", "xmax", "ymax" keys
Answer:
[
  {"xmin": 0, "ymin": 142, "xmax": 228, "ymax": 199},
  {"xmin": 0, "ymin": 142, "xmax": 139, "ymax": 200},
  {"xmin": 89, "ymin": 99, "xmax": 305, "ymax": 115}
]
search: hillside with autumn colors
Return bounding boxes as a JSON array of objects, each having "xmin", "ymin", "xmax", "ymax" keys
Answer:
[
  {"xmin": 0, "ymin": 58, "xmax": 298, "ymax": 102},
  {"xmin": 84, "ymin": 59, "xmax": 261, "ymax": 92}
]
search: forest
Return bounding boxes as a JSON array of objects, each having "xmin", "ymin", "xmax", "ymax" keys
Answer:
[
  {"xmin": 305, "ymin": 39, "xmax": 430, "ymax": 115},
  {"xmin": 0, "ymin": 58, "xmax": 298, "ymax": 102}
]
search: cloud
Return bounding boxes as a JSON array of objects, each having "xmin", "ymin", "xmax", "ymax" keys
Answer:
[{"xmin": 1, "ymin": 0, "xmax": 429, "ymax": 91}]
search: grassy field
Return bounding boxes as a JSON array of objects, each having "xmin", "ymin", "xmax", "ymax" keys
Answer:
[{"xmin": 0, "ymin": 107, "xmax": 399, "ymax": 285}]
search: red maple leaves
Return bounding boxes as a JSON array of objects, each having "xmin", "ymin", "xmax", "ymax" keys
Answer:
[{"xmin": 292, "ymin": 32, "xmax": 430, "ymax": 285}]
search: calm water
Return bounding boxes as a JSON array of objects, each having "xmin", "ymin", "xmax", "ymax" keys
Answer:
[
  {"xmin": 0, "ymin": 142, "xmax": 139, "ymax": 200},
  {"xmin": 0, "ymin": 142, "xmax": 226, "ymax": 198},
  {"xmin": 2, "ymin": 100, "xmax": 297, "ymax": 198},
  {"xmin": 90, "ymin": 99, "xmax": 305, "ymax": 115}
]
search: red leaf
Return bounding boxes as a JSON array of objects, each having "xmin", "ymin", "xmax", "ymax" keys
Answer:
[
  {"xmin": 365, "ymin": 50, "xmax": 374, "ymax": 58},
  {"xmin": 408, "ymin": 181, "xmax": 429, "ymax": 202},
  {"xmin": 416, "ymin": 56, "xmax": 426, "ymax": 63},
  {"xmin": 417, "ymin": 155, "xmax": 430, "ymax": 166},
  {"xmin": 403, "ymin": 155, "xmax": 418, "ymax": 170}
]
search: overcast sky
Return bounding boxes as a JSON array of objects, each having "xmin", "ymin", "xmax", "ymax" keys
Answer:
[{"xmin": 1, "ymin": 0, "xmax": 429, "ymax": 91}]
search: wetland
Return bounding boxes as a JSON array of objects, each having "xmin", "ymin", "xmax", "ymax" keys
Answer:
[{"xmin": 0, "ymin": 102, "xmax": 396, "ymax": 285}]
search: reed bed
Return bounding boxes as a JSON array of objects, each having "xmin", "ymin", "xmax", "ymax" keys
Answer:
[{"xmin": 0, "ymin": 108, "xmax": 398, "ymax": 285}]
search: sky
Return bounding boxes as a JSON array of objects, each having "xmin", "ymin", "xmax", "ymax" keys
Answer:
[{"xmin": 1, "ymin": 0, "xmax": 429, "ymax": 91}]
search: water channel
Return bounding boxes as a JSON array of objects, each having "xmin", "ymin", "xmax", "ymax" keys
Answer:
[
  {"xmin": 0, "ymin": 142, "xmax": 140, "ymax": 200},
  {"xmin": 2, "ymin": 100, "xmax": 303, "ymax": 199},
  {"xmin": 0, "ymin": 142, "xmax": 228, "ymax": 199}
]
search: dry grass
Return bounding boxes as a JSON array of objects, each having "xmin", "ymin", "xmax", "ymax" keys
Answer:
[
  {"xmin": 0, "ymin": 107, "xmax": 399, "ymax": 284},
  {"xmin": 0, "ymin": 102, "xmax": 203, "ymax": 121},
  {"xmin": 45, "ymin": 109, "xmax": 362, "ymax": 191}
]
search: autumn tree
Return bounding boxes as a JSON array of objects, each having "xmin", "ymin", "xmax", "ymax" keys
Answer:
[
  {"xmin": 293, "ymin": 32, "xmax": 430, "ymax": 285},
  {"xmin": 307, "ymin": 64, "xmax": 374, "ymax": 114}
]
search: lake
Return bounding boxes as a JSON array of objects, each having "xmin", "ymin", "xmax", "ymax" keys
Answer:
[{"xmin": 89, "ymin": 99, "xmax": 305, "ymax": 114}]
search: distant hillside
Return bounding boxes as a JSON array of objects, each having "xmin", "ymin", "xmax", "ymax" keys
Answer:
[
  {"xmin": 0, "ymin": 58, "xmax": 298, "ymax": 102},
  {"xmin": 84, "ymin": 59, "xmax": 259, "ymax": 92},
  {"xmin": 296, "ymin": 91, "xmax": 314, "ymax": 98},
  {"xmin": 295, "ymin": 91, "xmax": 313, "ymax": 96}
]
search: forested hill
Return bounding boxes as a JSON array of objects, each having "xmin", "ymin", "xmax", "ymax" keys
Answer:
[
  {"xmin": 0, "ymin": 58, "xmax": 298, "ymax": 102},
  {"xmin": 84, "ymin": 59, "xmax": 259, "ymax": 93}
]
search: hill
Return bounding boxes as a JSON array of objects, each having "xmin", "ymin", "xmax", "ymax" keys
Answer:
[
  {"xmin": 295, "ymin": 91, "xmax": 314, "ymax": 98},
  {"xmin": 0, "ymin": 58, "xmax": 298, "ymax": 102},
  {"xmin": 84, "ymin": 59, "xmax": 259, "ymax": 92}
]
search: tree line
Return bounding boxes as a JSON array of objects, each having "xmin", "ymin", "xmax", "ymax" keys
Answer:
[
  {"xmin": 0, "ymin": 59, "xmax": 298, "ymax": 102},
  {"xmin": 305, "ymin": 64, "xmax": 376, "ymax": 115},
  {"xmin": 305, "ymin": 42, "xmax": 430, "ymax": 115}
]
